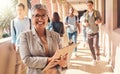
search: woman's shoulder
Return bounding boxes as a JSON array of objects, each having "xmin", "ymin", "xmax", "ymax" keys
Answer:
[
  {"xmin": 47, "ymin": 30, "xmax": 60, "ymax": 37},
  {"xmin": 20, "ymin": 30, "xmax": 32, "ymax": 37},
  {"xmin": 59, "ymin": 21, "xmax": 63, "ymax": 24},
  {"xmin": 55, "ymin": 21, "xmax": 63, "ymax": 25},
  {"xmin": 48, "ymin": 30, "xmax": 59, "ymax": 35}
]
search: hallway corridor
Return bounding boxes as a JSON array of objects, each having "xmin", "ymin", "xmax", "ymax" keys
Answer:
[
  {"xmin": 0, "ymin": 0, "xmax": 120, "ymax": 74},
  {"xmin": 62, "ymin": 34, "xmax": 114, "ymax": 74}
]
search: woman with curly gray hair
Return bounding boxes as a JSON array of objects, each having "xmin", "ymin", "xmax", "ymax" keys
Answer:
[{"xmin": 19, "ymin": 4, "xmax": 67, "ymax": 74}]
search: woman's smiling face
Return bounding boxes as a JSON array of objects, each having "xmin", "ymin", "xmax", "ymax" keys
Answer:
[{"xmin": 32, "ymin": 9, "xmax": 48, "ymax": 30}]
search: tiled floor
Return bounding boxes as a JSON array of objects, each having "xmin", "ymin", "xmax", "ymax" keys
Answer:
[{"xmin": 62, "ymin": 34, "xmax": 114, "ymax": 74}]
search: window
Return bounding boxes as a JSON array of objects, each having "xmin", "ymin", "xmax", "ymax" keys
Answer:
[
  {"xmin": 104, "ymin": 0, "xmax": 106, "ymax": 24},
  {"xmin": 117, "ymin": 0, "xmax": 120, "ymax": 28}
]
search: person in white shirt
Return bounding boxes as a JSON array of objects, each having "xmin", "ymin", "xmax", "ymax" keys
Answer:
[
  {"xmin": 10, "ymin": 3, "xmax": 32, "ymax": 74},
  {"xmin": 65, "ymin": 7, "xmax": 80, "ymax": 55}
]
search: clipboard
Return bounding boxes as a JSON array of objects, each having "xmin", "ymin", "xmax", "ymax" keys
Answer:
[{"xmin": 42, "ymin": 42, "xmax": 80, "ymax": 72}]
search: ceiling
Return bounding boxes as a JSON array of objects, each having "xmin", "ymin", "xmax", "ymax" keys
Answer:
[
  {"xmin": 66, "ymin": 0, "xmax": 87, "ymax": 3},
  {"xmin": 66, "ymin": 0, "xmax": 87, "ymax": 11}
]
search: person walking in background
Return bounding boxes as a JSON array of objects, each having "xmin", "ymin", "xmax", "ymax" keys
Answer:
[
  {"xmin": 50, "ymin": 12, "xmax": 65, "ymax": 47},
  {"xmin": 83, "ymin": 0, "xmax": 102, "ymax": 65},
  {"xmin": 80, "ymin": 10, "xmax": 87, "ymax": 47},
  {"xmin": 50, "ymin": 12, "xmax": 64, "ymax": 37},
  {"xmin": 65, "ymin": 7, "xmax": 80, "ymax": 55},
  {"xmin": 10, "ymin": 3, "xmax": 32, "ymax": 74},
  {"xmin": 11, "ymin": 3, "xmax": 32, "ymax": 51}
]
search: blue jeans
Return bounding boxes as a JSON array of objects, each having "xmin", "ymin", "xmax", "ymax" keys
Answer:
[
  {"xmin": 82, "ymin": 26, "xmax": 87, "ymax": 42},
  {"xmin": 67, "ymin": 31, "xmax": 77, "ymax": 52}
]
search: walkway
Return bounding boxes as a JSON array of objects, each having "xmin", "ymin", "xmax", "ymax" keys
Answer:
[
  {"xmin": 0, "ymin": 34, "xmax": 114, "ymax": 74},
  {"xmin": 62, "ymin": 34, "xmax": 114, "ymax": 74}
]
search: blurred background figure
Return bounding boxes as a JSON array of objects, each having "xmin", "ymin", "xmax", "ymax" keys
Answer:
[
  {"xmin": 80, "ymin": 10, "xmax": 87, "ymax": 47},
  {"xmin": 50, "ymin": 12, "xmax": 64, "ymax": 47},
  {"xmin": 65, "ymin": 7, "xmax": 80, "ymax": 56},
  {"xmin": 10, "ymin": 3, "xmax": 32, "ymax": 74},
  {"xmin": 83, "ymin": 1, "xmax": 102, "ymax": 65}
]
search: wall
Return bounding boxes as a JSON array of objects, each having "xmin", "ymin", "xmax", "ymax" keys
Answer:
[
  {"xmin": 0, "ymin": 39, "xmax": 16, "ymax": 74},
  {"xmin": 31, "ymin": 0, "xmax": 39, "ymax": 7},
  {"xmin": 100, "ymin": 0, "xmax": 120, "ymax": 73},
  {"xmin": 45, "ymin": 0, "xmax": 52, "ymax": 18}
]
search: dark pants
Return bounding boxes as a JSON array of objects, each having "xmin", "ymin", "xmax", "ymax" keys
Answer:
[{"xmin": 87, "ymin": 33, "xmax": 100, "ymax": 60}]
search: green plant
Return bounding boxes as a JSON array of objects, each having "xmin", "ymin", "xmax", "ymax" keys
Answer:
[
  {"xmin": 2, "ymin": 33, "xmax": 10, "ymax": 38},
  {"xmin": 0, "ymin": 0, "xmax": 18, "ymax": 38}
]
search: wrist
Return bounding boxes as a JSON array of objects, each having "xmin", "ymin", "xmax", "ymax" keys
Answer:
[{"xmin": 47, "ymin": 57, "xmax": 52, "ymax": 63}]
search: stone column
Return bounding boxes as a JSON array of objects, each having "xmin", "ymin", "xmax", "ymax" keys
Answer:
[
  {"xmin": 61, "ymin": 1, "xmax": 70, "ymax": 46},
  {"xmin": 62, "ymin": 1, "xmax": 69, "ymax": 22},
  {"xmin": 39, "ymin": 0, "xmax": 46, "ymax": 4},
  {"xmin": 18, "ymin": 0, "xmax": 28, "ymax": 16},
  {"xmin": 57, "ymin": 0, "xmax": 63, "ymax": 21},
  {"xmin": 51, "ymin": 0, "xmax": 58, "ymax": 14},
  {"xmin": 94, "ymin": 0, "xmax": 98, "ymax": 10}
]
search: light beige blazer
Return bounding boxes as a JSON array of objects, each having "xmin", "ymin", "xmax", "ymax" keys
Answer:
[{"xmin": 19, "ymin": 28, "xmax": 62, "ymax": 74}]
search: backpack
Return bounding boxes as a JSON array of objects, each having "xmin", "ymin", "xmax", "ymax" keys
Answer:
[
  {"xmin": 66, "ymin": 15, "xmax": 77, "ymax": 23},
  {"xmin": 12, "ymin": 19, "xmax": 32, "ymax": 35},
  {"xmin": 84, "ymin": 10, "xmax": 98, "ymax": 21}
]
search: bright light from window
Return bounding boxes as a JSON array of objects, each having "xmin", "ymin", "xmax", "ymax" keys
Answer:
[{"xmin": 0, "ymin": 0, "xmax": 11, "ymax": 10}]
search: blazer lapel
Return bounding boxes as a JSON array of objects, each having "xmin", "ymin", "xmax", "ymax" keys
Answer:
[
  {"xmin": 31, "ymin": 28, "xmax": 45, "ymax": 53},
  {"xmin": 46, "ymin": 30, "xmax": 54, "ymax": 57},
  {"xmin": 32, "ymin": 28, "xmax": 41, "ymax": 44}
]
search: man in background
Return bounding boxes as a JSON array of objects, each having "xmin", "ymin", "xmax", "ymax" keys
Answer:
[
  {"xmin": 65, "ymin": 7, "xmax": 80, "ymax": 56},
  {"xmin": 11, "ymin": 3, "xmax": 32, "ymax": 74},
  {"xmin": 83, "ymin": 0, "xmax": 102, "ymax": 65}
]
